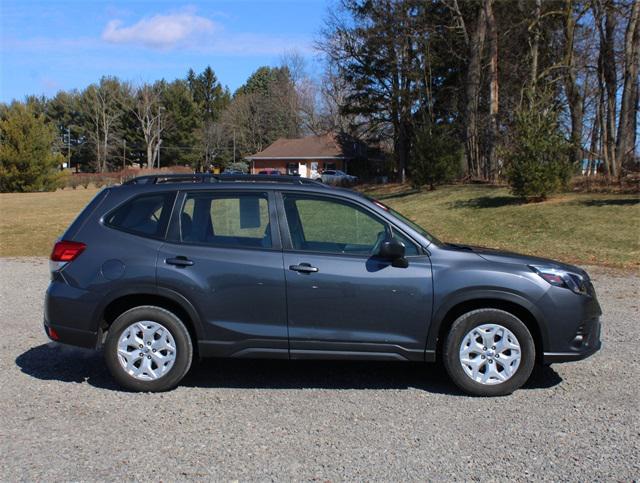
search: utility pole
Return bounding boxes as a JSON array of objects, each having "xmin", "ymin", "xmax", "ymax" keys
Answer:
[
  {"xmin": 157, "ymin": 106, "xmax": 165, "ymax": 169},
  {"xmin": 66, "ymin": 127, "xmax": 71, "ymax": 171}
]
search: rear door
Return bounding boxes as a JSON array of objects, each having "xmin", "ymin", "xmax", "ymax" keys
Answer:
[
  {"xmin": 156, "ymin": 189, "xmax": 288, "ymax": 358},
  {"xmin": 277, "ymin": 192, "xmax": 433, "ymax": 361}
]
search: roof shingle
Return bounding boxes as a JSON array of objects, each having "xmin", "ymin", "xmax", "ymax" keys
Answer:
[{"xmin": 246, "ymin": 133, "xmax": 351, "ymax": 160}]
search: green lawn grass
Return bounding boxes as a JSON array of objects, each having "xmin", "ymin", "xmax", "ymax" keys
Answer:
[
  {"xmin": 362, "ymin": 184, "xmax": 639, "ymax": 269},
  {"xmin": 0, "ymin": 184, "xmax": 638, "ymax": 269}
]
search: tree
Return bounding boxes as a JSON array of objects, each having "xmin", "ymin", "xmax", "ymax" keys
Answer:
[
  {"xmin": 616, "ymin": 0, "xmax": 640, "ymax": 168},
  {"xmin": 562, "ymin": 0, "xmax": 586, "ymax": 167},
  {"xmin": 187, "ymin": 66, "xmax": 230, "ymax": 123},
  {"xmin": 319, "ymin": 0, "xmax": 427, "ymax": 182},
  {"xmin": 0, "ymin": 102, "xmax": 63, "ymax": 192},
  {"xmin": 161, "ymin": 80, "xmax": 200, "ymax": 167},
  {"xmin": 223, "ymin": 66, "xmax": 300, "ymax": 157},
  {"xmin": 81, "ymin": 77, "xmax": 130, "ymax": 172},
  {"xmin": 503, "ymin": 91, "xmax": 572, "ymax": 200},
  {"xmin": 448, "ymin": 0, "xmax": 487, "ymax": 179},
  {"xmin": 411, "ymin": 122, "xmax": 463, "ymax": 190},
  {"xmin": 132, "ymin": 82, "xmax": 167, "ymax": 168}
]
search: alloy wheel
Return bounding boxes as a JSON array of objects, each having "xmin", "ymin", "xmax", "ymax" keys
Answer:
[
  {"xmin": 117, "ymin": 321, "xmax": 177, "ymax": 381},
  {"xmin": 459, "ymin": 323, "xmax": 522, "ymax": 385}
]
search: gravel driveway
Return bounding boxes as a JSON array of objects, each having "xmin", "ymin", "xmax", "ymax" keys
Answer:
[{"xmin": 0, "ymin": 258, "xmax": 638, "ymax": 481}]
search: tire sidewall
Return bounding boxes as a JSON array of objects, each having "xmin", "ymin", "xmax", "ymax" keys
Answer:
[
  {"xmin": 104, "ymin": 306, "xmax": 193, "ymax": 392},
  {"xmin": 444, "ymin": 309, "xmax": 535, "ymax": 397}
]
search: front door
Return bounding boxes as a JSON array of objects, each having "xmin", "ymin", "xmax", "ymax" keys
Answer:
[
  {"xmin": 157, "ymin": 190, "xmax": 288, "ymax": 358},
  {"xmin": 279, "ymin": 193, "xmax": 433, "ymax": 361}
]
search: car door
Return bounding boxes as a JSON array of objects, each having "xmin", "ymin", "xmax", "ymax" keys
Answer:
[
  {"xmin": 156, "ymin": 189, "xmax": 288, "ymax": 358},
  {"xmin": 278, "ymin": 192, "xmax": 433, "ymax": 361}
]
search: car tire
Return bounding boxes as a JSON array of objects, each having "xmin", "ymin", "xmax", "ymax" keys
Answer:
[
  {"xmin": 443, "ymin": 308, "xmax": 535, "ymax": 396},
  {"xmin": 104, "ymin": 306, "xmax": 193, "ymax": 392}
]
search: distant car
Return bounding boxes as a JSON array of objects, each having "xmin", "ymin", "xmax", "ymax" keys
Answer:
[
  {"xmin": 320, "ymin": 169, "xmax": 358, "ymax": 186},
  {"xmin": 258, "ymin": 170, "xmax": 281, "ymax": 175},
  {"xmin": 223, "ymin": 169, "xmax": 245, "ymax": 175}
]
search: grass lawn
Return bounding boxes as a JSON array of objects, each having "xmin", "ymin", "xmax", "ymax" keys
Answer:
[
  {"xmin": 0, "ymin": 184, "xmax": 638, "ymax": 269},
  {"xmin": 362, "ymin": 184, "xmax": 639, "ymax": 269},
  {"xmin": 0, "ymin": 188, "xmax": 99, "ymax": 258}
]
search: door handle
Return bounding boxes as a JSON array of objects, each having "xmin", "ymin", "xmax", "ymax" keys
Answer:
[
  {"xmin": 165, "ymin": 256, "xmax": 194, "ymax": 267},
  {"xmin": 289, "ymin": 263, "xmax": 319, "ymax": 274}
]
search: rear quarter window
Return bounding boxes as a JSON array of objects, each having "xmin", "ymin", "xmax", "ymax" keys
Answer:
[{"xmin": 104, "ymin": 192, "xmax": 175, "ymax": 239}]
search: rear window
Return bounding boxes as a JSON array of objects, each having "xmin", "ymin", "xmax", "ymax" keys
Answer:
[
  {"xmin": 104, "ymin": 192, "xmax": 175, "ymax": 239},
  {"xmin": 180, "ymin": 192, "xmax": 272, "ymax": 249}
]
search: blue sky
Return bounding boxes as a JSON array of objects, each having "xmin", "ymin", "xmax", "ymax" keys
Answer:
[{"xmin": 0, "ymin": 0, "xmax": 329, "ymax": 102}]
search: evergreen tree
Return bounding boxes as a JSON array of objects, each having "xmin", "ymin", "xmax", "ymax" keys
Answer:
[{"xmin": 0, "ymin": 102, "xmax": 64, "ymax": 192}]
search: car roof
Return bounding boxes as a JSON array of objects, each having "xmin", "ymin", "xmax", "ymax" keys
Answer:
[{"xmin": 115, "ymin": 173, "xmax": 362, "ymax": 199}]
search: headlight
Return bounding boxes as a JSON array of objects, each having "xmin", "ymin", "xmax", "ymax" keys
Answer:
[{"xmin": 529, "ymin": 265, "xmax": 589, "ymax": 295}]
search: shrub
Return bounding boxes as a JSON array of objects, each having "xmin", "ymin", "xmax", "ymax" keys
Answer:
[
  {"xmin": 0, "ymin": 102, "xmax": 64, "ymax": 192},
  {"xmin": 410, "ymin": 124, "xmax": 463, "ymax": 190},
  {"xmin": 503, "ymin": 91, "xmax": 572, "ymax": 200},
  {"xmin": 226, "ymin": 161, "xmax": 249, "ymax": 173}
]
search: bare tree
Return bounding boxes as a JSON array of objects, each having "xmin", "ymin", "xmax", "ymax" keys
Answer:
[
  {"xmin": 82, "ymin": 77, "xmax": 127, "ymax": 172},
  {"xmin": 616, "ymin": 0, "xmax": 640, "ymax": 168},
  {"xmin": 485, "ymin": 0, "xmax": 499, "ymax": 181},
  {"xmin": 132, "ymin": 83, "xmax": 168, "ymax": 168},
  {"xmin": 562, "ymin": 0, "xmax": 586, "ymax": 167}
]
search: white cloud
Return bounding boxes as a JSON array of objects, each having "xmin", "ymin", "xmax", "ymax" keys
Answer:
[{"xmin": 102, "ymin": 12, "xmax": 216, "ymax": 49}]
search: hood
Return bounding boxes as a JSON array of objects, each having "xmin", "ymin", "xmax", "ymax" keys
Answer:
[{"xmin": 446, "ymin": 243, "xmax": 587, "ymax": 277}]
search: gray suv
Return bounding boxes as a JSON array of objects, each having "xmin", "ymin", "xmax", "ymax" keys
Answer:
[{"xmin": 45, "ymin": 174, "xmax": 601, "ymax": 396}]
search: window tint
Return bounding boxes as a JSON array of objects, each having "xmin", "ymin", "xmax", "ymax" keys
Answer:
[
  {"xmin": 283, "ymin": 195, "xmax": 387, "ymax": 255},
  {"xmin": 181, "ymin": 193, "xmax": 271, "ymax": 249},
  {"xmin": 105, "ymin": 193, "xmax": 174, "ymax": 238}
]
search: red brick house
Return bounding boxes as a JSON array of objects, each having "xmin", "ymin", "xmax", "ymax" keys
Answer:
[{"xmin": 246, "ymin": 133, "xmax": 356, "ymax": 178}]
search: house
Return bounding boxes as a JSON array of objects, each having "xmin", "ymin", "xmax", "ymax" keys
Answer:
[{"xmin": 246, "ymin": 133, "xmax": 359, "ymax": 178}]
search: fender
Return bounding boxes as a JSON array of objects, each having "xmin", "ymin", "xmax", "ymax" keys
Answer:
[
  {"xmin": 426, "ymin": 288, "xmax": 550, "ymax": 352},
  {"xmin": 91, "ymin": 283, "xmax": 206, "ymax": 340}
]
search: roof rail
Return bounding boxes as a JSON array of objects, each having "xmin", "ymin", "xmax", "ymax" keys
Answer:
[{"xmin": 123, "ymin": 173, "xmax": 328, "ymax": 187}]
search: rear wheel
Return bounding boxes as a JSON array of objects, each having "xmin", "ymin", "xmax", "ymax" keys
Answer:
[
  {"xmin": 104, "ymin": 306, "xmax": 193, "ymax": 392},
  {"xmin": 443, "ymin": 308, "xmax": 535, "ymax": 396}
]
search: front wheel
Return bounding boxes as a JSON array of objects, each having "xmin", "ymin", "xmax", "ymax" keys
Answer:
[
  {"xmin": 443, "ymin": 308, "xmax": 535, "ymax": 396},
  {"xmin": 104, "ymin": 306, "xmax": 193, "ymax": 392}
]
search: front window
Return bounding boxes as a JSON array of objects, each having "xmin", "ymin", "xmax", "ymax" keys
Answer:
[{"xmin": 283, "ymin": 195, "xmax": 418, "ymax": 255}]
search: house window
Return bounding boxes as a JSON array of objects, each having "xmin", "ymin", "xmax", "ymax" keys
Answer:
[
  {"xmin": 287, "ymin": 163, "xmax": 298, "ymax": 175},
  {"xmin": 323, "ymin": 162, "xmax": 337, "ymax": 171}
]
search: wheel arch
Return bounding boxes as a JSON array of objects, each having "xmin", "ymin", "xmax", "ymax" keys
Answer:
[
  {"xmin": 99, "ymin": 289, "xmax": 204, "ymax": 351},
  {"xmin": 428, "ymin": 292, "xmax": 548, "ymax": 364}
]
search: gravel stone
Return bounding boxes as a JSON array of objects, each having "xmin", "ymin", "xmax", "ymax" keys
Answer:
[{"xmin": 0, "ymin": 258, "xmax": 638, "ymax": 480}]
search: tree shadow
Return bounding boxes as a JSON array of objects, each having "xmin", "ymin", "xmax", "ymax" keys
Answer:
[
  {"xmin": 578, "ymin": 198, "xmax": 639, "ymax": 207},
  {"xmin": 376, "ymin": 189, "xmax": 421, "ymax": 200},
  {"xmin": 450, "ymin": 196, "xmax": 523, "ymax": 209},
  {"xmin": 16, "ymin": 343, "xmax": 562, "ymax": 395}
]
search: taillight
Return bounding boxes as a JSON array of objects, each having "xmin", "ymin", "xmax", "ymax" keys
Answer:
[
  {"xmin": 50, "ymin": 241, "xmax": 86, "ymax": 274},
  {"xmin": 51, "ymin": 240, "xmax": 86, "ymax": 262}
]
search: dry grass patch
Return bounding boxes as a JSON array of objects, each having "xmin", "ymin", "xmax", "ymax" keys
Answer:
[{"xmin": 0, "ymin": 188, "xmax": 99, "ymax": 257}]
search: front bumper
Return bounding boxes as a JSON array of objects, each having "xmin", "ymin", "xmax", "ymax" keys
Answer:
[{"xmin": 542, "ymin": 314, "xmax": 602, "ymax": 364}]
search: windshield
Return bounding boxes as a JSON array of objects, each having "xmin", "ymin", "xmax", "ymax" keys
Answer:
[{"xmin": 367, "ymin": 196, "xmax": 441, "ymax": 245}]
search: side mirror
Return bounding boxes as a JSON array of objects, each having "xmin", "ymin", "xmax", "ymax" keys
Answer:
[{"xmin": 378, "ymin": 238, "xmax": 408, "ymax": 268}]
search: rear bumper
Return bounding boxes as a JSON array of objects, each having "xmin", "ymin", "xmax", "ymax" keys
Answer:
[
  {"xmin": 44, "ymin": 319, "xmax": 99, "ymax": 349},
  {"xmin": 44, "ymin": 280, "xmax": 101, "ymax": 349}
]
